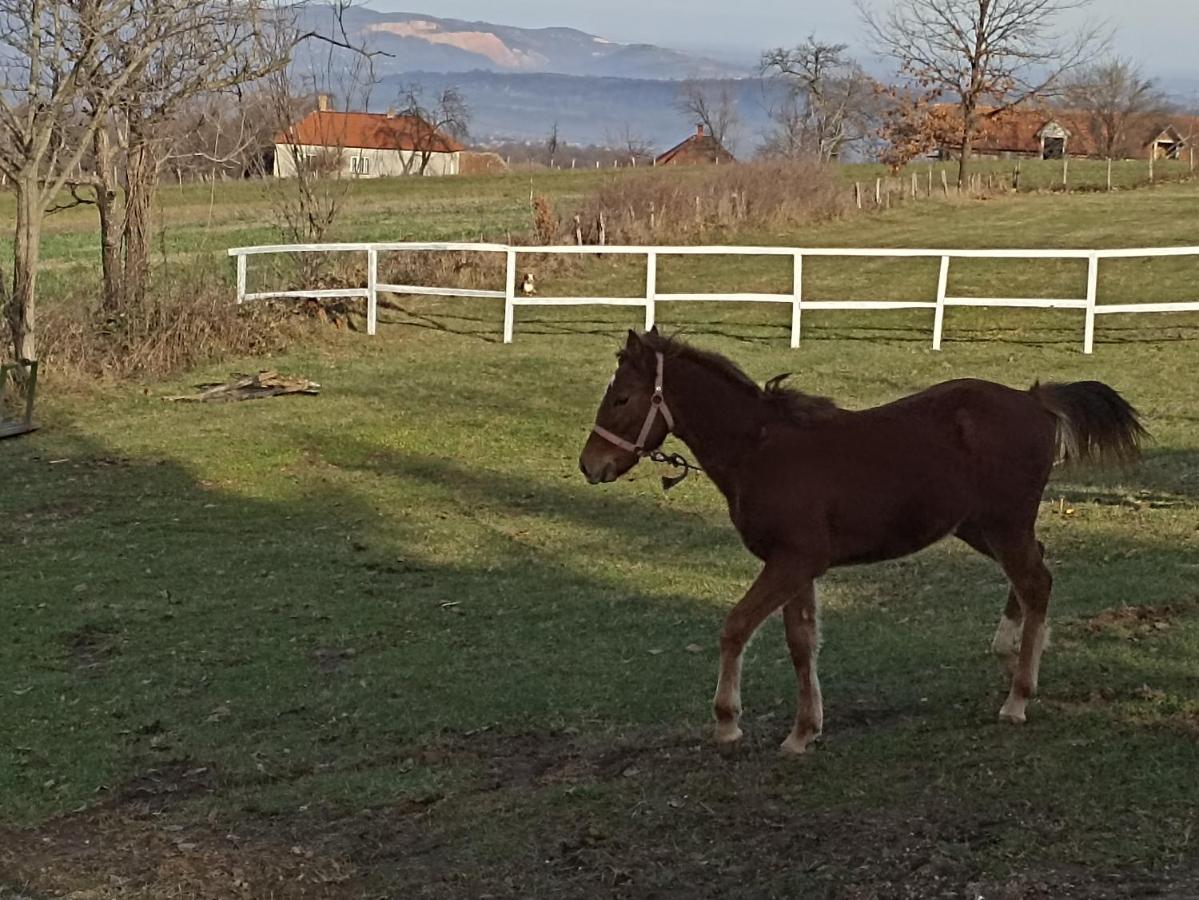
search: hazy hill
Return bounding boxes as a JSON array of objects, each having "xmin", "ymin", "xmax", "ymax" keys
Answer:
[
  {"xmin": 371, "ymin": 71, "xmax": 778, "ymax": 150},
  {"xmin": 296, "ymin": 7, "xmax": 745, "ymax": 80}
]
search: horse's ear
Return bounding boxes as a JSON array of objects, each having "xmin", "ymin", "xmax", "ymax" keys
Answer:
[
  {"xmin": 625, "ymin": 329, "xmax": 641, "ymax": 352},
  {"xmin": 648, "ymin": 324, "xmax": 660, "ymax": 336}
]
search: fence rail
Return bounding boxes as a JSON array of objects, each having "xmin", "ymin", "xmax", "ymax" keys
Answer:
[{"xmin": 227, "ymin": 242, "xmax": 1199, "ymax": 354}]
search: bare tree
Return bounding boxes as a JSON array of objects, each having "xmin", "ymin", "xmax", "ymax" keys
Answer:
[
  {"xmin": 0, "ymin": 0, "xmax": 170, "ymax": 362},
  {"xmin": 82, "ymin": 1, "xmax": 296, "ymax": 318},
  {"xmin": 1066, "ymin": 58, "xmax": 1167, "ymax": 160},
  {"xmin": 397, "ymin": 83, "xmax": 470, "ymax": 175},
  {"xmin": 611, "ymin": 123, "xmax": 654, "ymax": 165},
  {"xmin": 860, "ymin": 0, "xmax": 1107, "ymax": 186},
  {"xmin": 544, "ymin": 119, "xmax": 560, "ymax": 168},
  {"xmin": 675, "ymin": 80, "xmax": 740, "ymax": 155},
  {"xmin": 760, "ymin": 38, "xmax": 878, "ymax": 161}
]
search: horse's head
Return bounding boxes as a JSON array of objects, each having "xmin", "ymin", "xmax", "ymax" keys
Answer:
[{"xmin": 578, "ymin": 328, "xmax": 671, "ymax": 484}]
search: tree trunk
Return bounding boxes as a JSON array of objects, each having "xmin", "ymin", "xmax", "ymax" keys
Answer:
[
  {"xmin": 94, "ymin": 127, "xmax": 124, "ymax": 315},
  {"xmin": 6, "ymin": 179, "xmax": 41, "ymax": 362},
  {"xmin": 957, "ymin": 94, "xmax": 978, "ymax": 190},
  {"xmin": 122, "ymin": 135, "xmax": 157, "ymax": 309}
]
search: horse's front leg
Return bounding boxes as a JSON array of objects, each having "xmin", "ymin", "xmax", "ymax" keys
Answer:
[
  {"xmin": 713, "ymin": 558, "xmax": 808, "ymax": 752},
  {"xmin": 780, "ymin": 579, "xmax": 822, "ymax": 755}
]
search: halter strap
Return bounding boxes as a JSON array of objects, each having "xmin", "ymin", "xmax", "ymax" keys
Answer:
[{"xmin": 591, "ymin": 351, "xmax": 674, "ymax": 455}]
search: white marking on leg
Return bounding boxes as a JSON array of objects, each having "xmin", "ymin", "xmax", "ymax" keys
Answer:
[
  {"xmin": 713, "ymin": 652, "xmax": 744, "ymax": 744},
  {"xmin": 990, "ymin": 615, "xmax": 1022, "ymax": 658}
]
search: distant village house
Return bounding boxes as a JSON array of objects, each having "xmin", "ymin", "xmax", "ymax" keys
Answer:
[
  {"xmin": 274, "ymin": 95, "xmax": 464, "ymax": 178},
  {"xmin": 930, "ymin": 106, "xmax": 1196, "ymax": 162},
  {"xmin": 655, "ymin": 124, "xmax": 736, "ymax": 166}
]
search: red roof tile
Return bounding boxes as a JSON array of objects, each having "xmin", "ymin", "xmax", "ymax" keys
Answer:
[{"xmin": 276, "ymin": 110, "xmax": 464, "ymax": 153}]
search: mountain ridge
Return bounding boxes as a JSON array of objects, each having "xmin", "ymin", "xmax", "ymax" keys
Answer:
[{"xmin": 297, "ymin": 6, "xmax": 747, "ymax": 80}]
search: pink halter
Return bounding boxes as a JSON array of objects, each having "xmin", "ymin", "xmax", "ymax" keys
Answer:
[{"xmin": 591, "ymin": 352, "xmax": 674, "ymax": 455}]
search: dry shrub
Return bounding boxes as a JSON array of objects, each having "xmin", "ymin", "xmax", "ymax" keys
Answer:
[
  {"xmin": 41, "ymin": 261, "xmax": 298, "ymax": 383},
  {"xmin": 531, "ymin": 194, "xmax": 560, "ymax": 244},
  {"xmin": 575, "ymin": 160, "xmax": 849, "ymax": 245},
  {"xmin": 378, "ymin": 249, "xmax": 506, "ymax": 294}
]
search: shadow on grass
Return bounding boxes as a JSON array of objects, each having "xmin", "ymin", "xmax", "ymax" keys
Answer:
[
  {"xmin": 378, "ymin": 301, "xmax": 1199, "ymax": 353},
  {"xmin": 2, "ymin": 424, "xmax": 1198, "ymax": 899}
]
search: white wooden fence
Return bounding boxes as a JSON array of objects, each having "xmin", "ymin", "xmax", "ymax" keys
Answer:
[{"xmin": 227, "ymin": 242, "xmax": 1199, "ymax": 354}]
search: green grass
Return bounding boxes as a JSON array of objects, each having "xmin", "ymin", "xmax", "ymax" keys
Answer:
[{"xmin": 2, "ymin": 179, "xmax": 1199, "ymax": 898}]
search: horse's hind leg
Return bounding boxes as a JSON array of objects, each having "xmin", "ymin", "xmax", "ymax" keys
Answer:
[
  {"xmin": 780, "ymin": 578, "xmax": 822, "ymax": 755},
  {"xmin": 713, "ymin": 558, "xmax": 808, "ymax": 752},
  {"xmin": 956, "ymin": 522, "xmax": 1031, "ymax": 674},
  {"xmin": 987, "ymin": 530, "xmax": 1054, "ymax": 724}
]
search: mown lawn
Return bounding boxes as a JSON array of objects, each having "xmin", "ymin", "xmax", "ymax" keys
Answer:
[{"xmin": 2, "ymin": 181, "xmax": 1199, "ymax": 898}]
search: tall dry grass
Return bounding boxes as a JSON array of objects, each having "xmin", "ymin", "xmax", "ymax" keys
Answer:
[
  {"xmin": 41, "ymin": 260, "xmax": 298, "ymax": 383},
  {"xmin": 571, "ymin": 160, "xmax": 850, "ymax": 245}
]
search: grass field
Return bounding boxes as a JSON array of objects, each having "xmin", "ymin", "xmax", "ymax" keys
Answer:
[{"xmin": 2, "ymin": 174, "xmax": 1199, "ymax": 898}]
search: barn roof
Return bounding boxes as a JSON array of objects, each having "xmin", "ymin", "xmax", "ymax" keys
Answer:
[
  {"xmin": 655, "ymin": 125, "xmax": 736, "ymax": 166},
  {"xmin": 276, "ymin": 110, "xmax": 465, "ymax": 153},
  {"xmin": 933, "ymin": 105, "xmax": 1199, "ymax": 157}
]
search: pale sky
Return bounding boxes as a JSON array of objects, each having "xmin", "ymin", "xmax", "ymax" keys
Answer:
[{"xmin": 373, "ymin": 0, "xmax": 1199, "ymax": 80}]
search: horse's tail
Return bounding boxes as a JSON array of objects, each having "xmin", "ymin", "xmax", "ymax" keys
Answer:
[{"xmin": 1030, "ymin": 381, "xmax": 1148, "ymax": 466}]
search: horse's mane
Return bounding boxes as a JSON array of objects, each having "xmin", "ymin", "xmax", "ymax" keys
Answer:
[{"xmin": 635, "ymin": 332, "xmax": 840, "ymax": 423}]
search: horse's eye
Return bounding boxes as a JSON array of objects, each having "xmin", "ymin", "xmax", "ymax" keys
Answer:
[{"xmin": 613, "ymin": 396, "xmax": 629, "ymax": 407}]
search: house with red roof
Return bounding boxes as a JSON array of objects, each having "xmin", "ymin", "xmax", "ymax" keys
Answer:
[
  {"xmin": 273, "ymin": 95, "xmax": 465, "ymax": 178},
  {"xmin": 928, "ymin": 105, "xmax": 1197, "ymax": 161},
  {"xmin": 654, "ymin": 124, "xmax": 736, "ymax": 166}
]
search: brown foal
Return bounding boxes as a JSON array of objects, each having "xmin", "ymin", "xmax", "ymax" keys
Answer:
[{"xmin": 578, "ymin": 329, "xmax": 1146, "ymax": 754}]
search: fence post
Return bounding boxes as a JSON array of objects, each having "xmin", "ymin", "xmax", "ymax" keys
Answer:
[
  {"xmin": 1084, "ymin": 252, "xmax": 1098, "ymax": 355},
  {"xmin": 366, "ymin": 247, "xmax": 378, "ymax": 336},
  {"xmin": 235, "ymin": 252, "xmax": 246, "ymax": 304},
  {"xmin": 644, "ymin": 250, "xmax": 657, "ymax": 331},
  {"xmin": 503, "ymin": 249, "xmax": 517, "ymax": 343},
  {"xmin": 932, "ymin": 255, "xmax": 950, "ymax": 350},
  {"xmin": 791, "ymin": 252, "xmax": 803, "ymax": 349}
]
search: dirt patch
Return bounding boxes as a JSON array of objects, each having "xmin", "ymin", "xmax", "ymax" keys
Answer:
[
  {"xmin": 310, "ymin": 646, "xmax": 356, "ymax": 675},
  {"xmin": 4, "ymin": 726, "xmax": 1198, "ymax": 900},
  {"xmin": 1085, "ymin": 604, "xmax": 1182, "ymax": 638},
  {"xmin": 62, "ymin": 623, "xmax": 121, "ymax": 674},
  {"xmin": 0, "ymin": 810, "xmax": 355, "ymax": 900}
]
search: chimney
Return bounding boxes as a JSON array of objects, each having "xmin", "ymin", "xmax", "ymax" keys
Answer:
[
  {"xmin": 316, "ymin": 93, "xmax": 332, "ymax": 112},
  {"xmin": 696, "ymin": 123, "xmax": 705, "ymax": 138}
]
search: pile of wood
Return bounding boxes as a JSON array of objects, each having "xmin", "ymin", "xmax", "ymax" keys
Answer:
[{"xmin": 168, "ymin": 370, "xmax": 320, "ymax": 403}]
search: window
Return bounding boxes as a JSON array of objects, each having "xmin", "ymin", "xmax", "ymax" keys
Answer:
[{"xmin": 351, "ymin": 155, "xmax": 370, "ymax": 175}]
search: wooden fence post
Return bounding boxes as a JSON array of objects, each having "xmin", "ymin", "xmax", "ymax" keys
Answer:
[
  {"xmin": 875, "ymin": 177, "xmax": 882, "ymax": 207},
  {"xmin": 366, "ymin": 248, "xmax": 377, "ymax": 336},
  {"xmin": 933, "ymin": 255, "xmax": 950, "ymax": 350},
  {"xmin": 791, "ymin": 252, "xmax": 803, "ymax": 348},
  {"xmin": 644, "ymin": 250, "xmax": 656, "ymax": 331},
  {"xmin": 941, "ymin": 170, "xmax": 950, "ymax": 197},
  {"xmin": 1084, "ymin": 252, "xmax": 1099, "ymax": 355},
  {"xmin": 1107, "ymin": 157, "xmax": 1113, "ymax": 192},
  {"xmin": 1062, "ymin": 154, "xmax": 1069, "ymax": 191},
  {"xmin": 503, "ymin": 249, "xmax": 517, "ymax": 344}
]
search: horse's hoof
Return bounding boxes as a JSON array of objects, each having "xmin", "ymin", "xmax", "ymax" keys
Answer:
[
  {"xmin": 779, "ymin": 731, "xmax": 818, "ymax": 756},
  {"xmin": 714, "ymin": 723, "xmax": 743, "ymax": 756},
  {"xmin": 998, "ymin": 706, "xmax": 1027, "ymax": 725}
]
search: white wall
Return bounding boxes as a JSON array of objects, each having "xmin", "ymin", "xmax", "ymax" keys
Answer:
[{"xmin": 273, "ymin": 144, "xmax": 460, "ymax": 178}]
